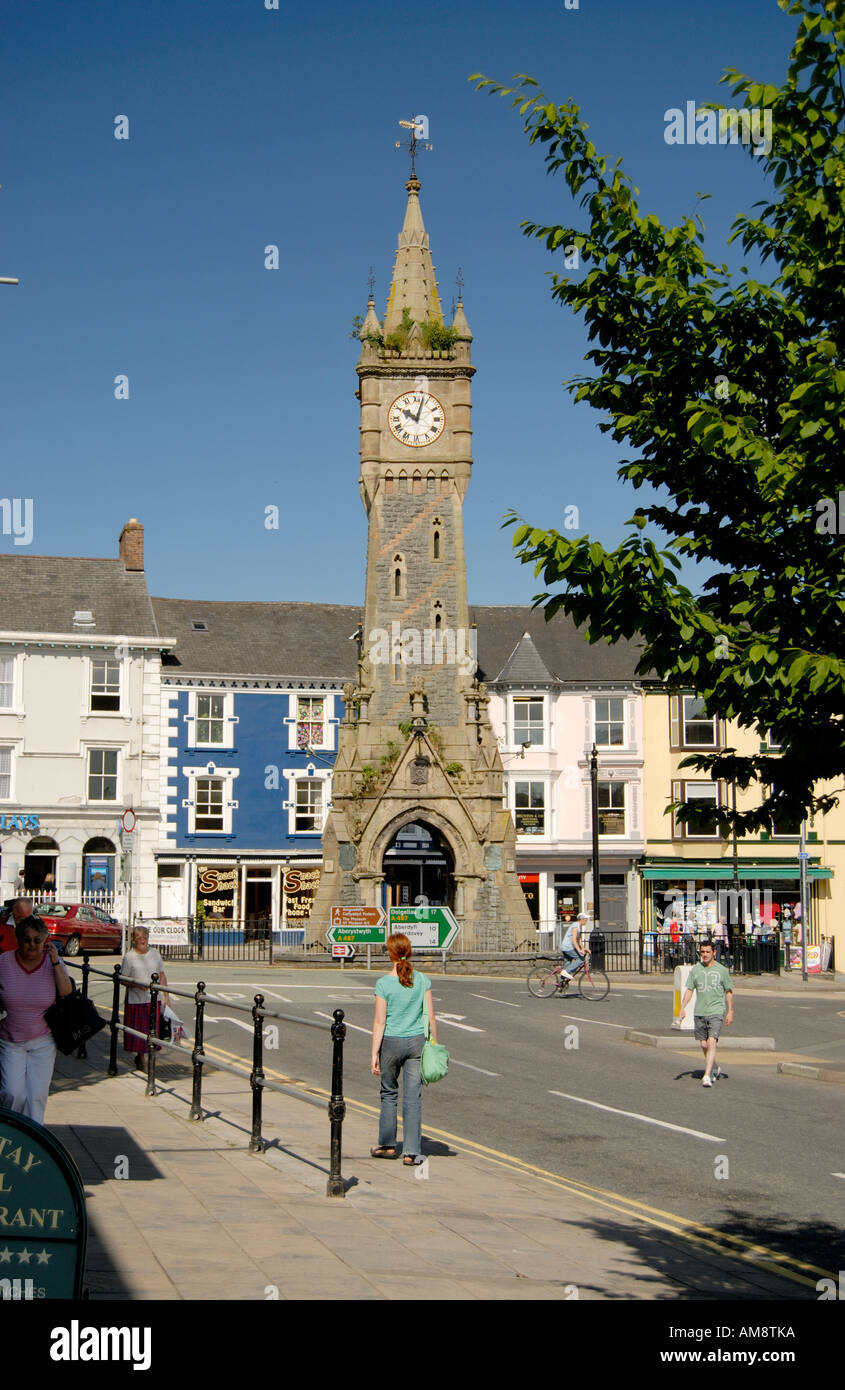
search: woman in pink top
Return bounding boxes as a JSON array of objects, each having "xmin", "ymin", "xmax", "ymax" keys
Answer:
[{"xmin": 0, "ymin": 914, "xmax": 73, "ymax": 1124}]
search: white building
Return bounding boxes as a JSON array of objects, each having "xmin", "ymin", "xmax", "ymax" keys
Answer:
[
  {"xmin": 478, "ymin": 615, "xmax": 645, "ymax": 941},
  {"xmin": 0, "ymin": 520, "xmax": 173, "ymax": 921}
]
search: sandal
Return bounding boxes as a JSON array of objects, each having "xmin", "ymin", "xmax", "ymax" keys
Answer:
[
  {"xmin": 370, "ymin": 1146, "xmax": 398, "ymax": 1159},
  {"xmin": 403, "ymin": 1155, "xmax": 424, "ymax": 1166}
]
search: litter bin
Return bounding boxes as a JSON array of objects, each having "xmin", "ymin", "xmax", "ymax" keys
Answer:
[{"xmin": 589, "ymin": 928, "xmax": 606, "ymax": 970}]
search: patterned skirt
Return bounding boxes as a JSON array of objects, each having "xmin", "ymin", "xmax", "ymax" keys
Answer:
[{"xmin": 123, "ymin": 1000, "xmax": 161, "ymax": 1055}]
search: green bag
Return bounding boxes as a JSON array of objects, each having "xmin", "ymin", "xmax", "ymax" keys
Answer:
[{"xmin": 419, "ymin": 1000, "xmax": 449, "ymax": 1085}]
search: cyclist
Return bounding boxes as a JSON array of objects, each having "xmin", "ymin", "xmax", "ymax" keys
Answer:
[{"xmin": 560, "ymin": 911, "xmax": 589, "ymax": 983}]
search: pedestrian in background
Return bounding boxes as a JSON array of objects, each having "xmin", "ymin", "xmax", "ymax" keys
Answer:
[
  {"xmin": 370, "ymin": 933, "xmax": 437, "ymax": 1166},
  {"xmin": 0, "ymin": 914, "xmax": 73, "ymax": 1123},
  {"xmin": 121, "ymin": 924, "xmax": 169, "ymax": 1074}
]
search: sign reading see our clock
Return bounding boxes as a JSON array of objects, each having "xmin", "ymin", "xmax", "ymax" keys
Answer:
[{"xmin": 388, "ymin": 390, "xmax": 445, "ymax": 447}]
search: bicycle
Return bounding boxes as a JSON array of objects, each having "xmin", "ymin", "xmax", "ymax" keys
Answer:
[{"xmin": 526, "ymin": 953, "xmax": 610, "ymax": 1001}]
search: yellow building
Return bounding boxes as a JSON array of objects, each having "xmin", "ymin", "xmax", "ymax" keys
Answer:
[{"xmin": 640, "ymin": 687, "xmax": 839, "ymax": 973}]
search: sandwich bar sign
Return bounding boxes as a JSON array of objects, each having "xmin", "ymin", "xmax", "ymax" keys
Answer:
[{"xmin": 0, "ymin": 1108, "xmax": 87, "ymax": 1299}]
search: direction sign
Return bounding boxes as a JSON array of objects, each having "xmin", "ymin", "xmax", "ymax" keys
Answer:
[
  {"xmin": 330, "ymin": 906, "xmax": 385, "ymax": 929},
  {"xmin": 331, "ymin": 944, "xmax": 355, "ymax": 959},
  {"xmin": 388, "ymin": 906, "xmax": 460, "ymax": 950},
  {"xmin": 327, "ymin": 906, "xmax": 386, "ymax": 947}
]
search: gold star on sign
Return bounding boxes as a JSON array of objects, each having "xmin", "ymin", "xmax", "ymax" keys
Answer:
[
  {"xmin": 36, "ymin": 1249, "xmax": 50, "ymax": 1264},
  {"xmin": 17, "ymin": 1248, "xmax": 31, "ymax": 1264},
  {"xmin": 0, "ymin": 1248, "xmax": 11, "ymax": 1263}
]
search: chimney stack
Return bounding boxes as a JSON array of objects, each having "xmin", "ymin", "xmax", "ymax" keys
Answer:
[{"xmin": 119, "ymin": 518, "xmax": 144, "ymax": 571}]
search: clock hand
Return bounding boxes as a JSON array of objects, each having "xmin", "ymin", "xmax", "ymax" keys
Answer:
[{"xmin": 412, "ymin": 397, "xmax": 425, "ymax": 422}]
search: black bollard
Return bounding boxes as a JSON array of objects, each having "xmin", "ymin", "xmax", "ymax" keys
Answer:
[
  {"xmin": 326, "ymin": 1008, "xmax": 346, "ymax": 1198},
  {"xmin": 249, "ymin": 993, "xmax": 266, "ymax": 1153},
  {"xmin": 189, "ymin": 981, "xmax": 207, "ymax": 1121},
  {"xmin": 108, "ymin": 962, "xmax": 122, "ymax": 1077},
  {"xmin": 146, "ymin": 972, "xmax": 159, "ymax": 1097},
  {"xmin": 76, "ymin": 954, "xmax": 91, "ymax": 1060}
]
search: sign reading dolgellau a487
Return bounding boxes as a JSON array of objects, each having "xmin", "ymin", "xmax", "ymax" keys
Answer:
[{"xmin": 388, "ymin": 906, "xmax": 460, "ymax": 950}]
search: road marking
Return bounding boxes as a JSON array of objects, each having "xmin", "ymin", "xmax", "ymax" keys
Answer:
[
  {"xmin": 557, "ymin": 1013, "xmax": 628, "ymax": 1030},
  {"xmin": 450, "ymin": 1059, "xmax": 500, "ymax": 1077},
  {"xmin": 832, "ymin": 1173, "xmax": 845, "ymax": 1180},
  {"xmin": 216, "ymin": 992, "xmax": 247, "ymax": 1001},
  {"xmin": 314, "ymin": 1010, "xmax": 371, "ymax": 1036},
  {"xmin": 262, "ymin": 991, "xmax": 293, "ymax": 1003},
  {"xmin": 199, "ymin": 1041, "xmax": 832, "ymax": 1290},
  {"xmin": 205, "ymin": 1014, "xmax": 265, "ymax": 1036},
  {"xmin": 470, "ymin": 994, "xmax": 520, "ymax": 1008},
  {"xmin": 549, "ymin": 1091, "xmax": 725, "ymax": 1143},
  {"xmin": 438, "ymin": 1013, "xmax": 485, "ymax": 1033}
]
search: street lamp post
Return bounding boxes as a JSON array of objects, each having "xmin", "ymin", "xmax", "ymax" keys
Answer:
[
  {"xmin": 798, "ymin": 822, "xmax": 810, "ymax": 984},
  {"xmin": 590, "ymin": 743, "xmax": 600, "ymax": 932}
]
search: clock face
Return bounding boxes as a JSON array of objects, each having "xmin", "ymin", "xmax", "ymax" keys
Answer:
[{"xmin": 388, "ymin": 391, "xmax": 445, "ymax": 447}]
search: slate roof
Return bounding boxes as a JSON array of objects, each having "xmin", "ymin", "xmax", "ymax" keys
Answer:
[
  {"xmin": 152, "ymin": 599, "xmax": 363, "ymax": 681},
  {"xmin": 0, "ymin": 557, "xmax": 161, "ymax": 638},
  {"xmin": 151, "ymin": 597, "xmax": 644, "ymax": 684},
  {"xmin": 470, "ymin": 606, "xmax": 645, "ymax": 685}
]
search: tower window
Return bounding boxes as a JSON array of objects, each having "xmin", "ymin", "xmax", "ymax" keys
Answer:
[
  {"xmin": 399, "ymin": 471, "xmax": 408, "ymax": 494},
  {"xmin": 393, "ymin": 554, "xmax": 405, "ymax": 599},
  {"xmin": 440, "ymin": 471, "xmax": 449, "ymax": 496},
  {"xmin": 426, "ymin": 471, "xmax": 435, "ymax": 494},
  {"xmin": 412, "ymin": 471, "xmax": 422, "ymax": 495},
  {"xmin": 433, "ymin": 530, "xmax": 441, "ymax": 560},
  {"xmin": 385, "ymin": 472, "xmax": 395, "ymax": 496}
]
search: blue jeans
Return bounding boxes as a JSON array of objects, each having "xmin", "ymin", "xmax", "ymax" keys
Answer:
[
  {"xmin": 378, "ymin": 1033, "xmax": 425, "ymax": 1157},
  {"xmin": 562, "ymin": 950, "xmax": 584, "ymax": 975}
]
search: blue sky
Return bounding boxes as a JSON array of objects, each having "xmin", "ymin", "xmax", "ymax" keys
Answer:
[{"xmin": 0, "ymin": 0, "xmax": 796, "ymax": 605}]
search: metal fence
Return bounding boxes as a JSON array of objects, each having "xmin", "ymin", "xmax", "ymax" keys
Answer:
[{"xmin": 66, "ymin": 954, "xmax": 349, "ymax": 1197}]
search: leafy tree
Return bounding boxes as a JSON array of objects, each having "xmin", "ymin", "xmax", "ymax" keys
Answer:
[{"xmin": 472, "ymin": 0, "xmax": 845, "ymax": 835}]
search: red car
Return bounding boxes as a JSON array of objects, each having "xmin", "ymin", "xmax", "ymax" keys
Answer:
[{"xmin": 29, "ymin": 902, "xmax": 123, "ymax": 956}]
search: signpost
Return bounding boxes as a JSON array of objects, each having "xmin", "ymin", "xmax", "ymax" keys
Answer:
[
  {"xmin": 0, "ymin": 1107, "xmax": 87, "ymax": 1299},
  {"xmin": 327, "ymin": 906, "xmax": 387, "ymax": 971},
  {"xmin": 388, "ymin": 906, "xmax": 460, "ymax": 950},
  {"xmin": 331, "ymin": 943, "xmax": 355, "ymax": 961}
]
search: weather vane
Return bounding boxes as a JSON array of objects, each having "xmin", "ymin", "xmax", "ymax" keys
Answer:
[
  {"xmin": 396, "ymin": 116, "xmax": 433, "ymax": 179},
  {"xmin": 0, "ymin": 186, "xmax": 19, "ymax": 287},
  {"xmin": 367, "ymin": 265, "xmax": 375, "ymax": 300}
]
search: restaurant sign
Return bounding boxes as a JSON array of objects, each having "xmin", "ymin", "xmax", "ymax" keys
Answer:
[{"xmin": 0, "ymin": 1108, "xmax": 87, "ymax": 1299}]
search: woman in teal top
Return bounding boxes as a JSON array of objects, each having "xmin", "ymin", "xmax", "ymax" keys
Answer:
[{"xmin": 370, "ymin": 932, "xmax": 438, "ymax": 1165}]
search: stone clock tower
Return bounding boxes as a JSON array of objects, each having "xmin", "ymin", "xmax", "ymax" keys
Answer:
[{"xmin": 308, "ymin": 174, "xmax": 533, "ymax": 951}]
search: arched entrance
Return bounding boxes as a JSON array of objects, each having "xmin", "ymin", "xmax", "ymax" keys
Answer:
[
  {"xmin": 24, "ymin": 837, "xmax": 59, "ymax": 893},
  {"xmin": 382, "ymin": 821, "xmax": 454, "ymax": 909},
  {"xmin": 83, "ymin": 838, "xmax": 116, "ymax": 898}
]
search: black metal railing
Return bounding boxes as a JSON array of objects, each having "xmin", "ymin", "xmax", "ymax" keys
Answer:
[{"xmin": 67, "ymin": 955, "xmax": 348, "ymax": 1198}]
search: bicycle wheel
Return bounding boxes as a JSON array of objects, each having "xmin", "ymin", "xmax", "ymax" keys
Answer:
[
  {"xmin": 578, "ymin": 964, "xmax": 610, "ymax": 1000},
  {"xmin": 527, "ymin": 963, "xmax": 560, "ymax": 998}
]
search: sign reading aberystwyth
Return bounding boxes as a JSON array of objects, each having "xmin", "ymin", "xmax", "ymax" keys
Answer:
[
  {"xmin": 388, "ymin": 906, "xmax": 460, "ymax": 950},
  {"xmin": 0, "ymin": 1107, "xmax": 87, "ymax": 1299},
  {"xmin": 327, "ymin": 906, "xmax": 387, "ymax": 946}
]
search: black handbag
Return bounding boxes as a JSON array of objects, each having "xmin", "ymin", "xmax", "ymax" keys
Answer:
[{"xmin": 45, "ymin": 984, "xmax": 107, "ymax": 1055}]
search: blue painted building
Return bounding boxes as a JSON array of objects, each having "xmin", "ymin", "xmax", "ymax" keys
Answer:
[{"xmin": 151, "ymin": 598, "xmax": 358, "ymax": 943}]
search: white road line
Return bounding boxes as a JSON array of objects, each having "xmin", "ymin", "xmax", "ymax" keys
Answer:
[
  {"xmin": 314, "ymin": 1010, "xmax": 372, "ymax": 1036},
  {"xmin": 549, "ymin": 1091, "xmax": 726, "ymax": 1143},
  {"xmin": 832, "ymin": 1173, "xmax": 845, "ymax": 1180},
  {"xmin": 470, "ymin": 993, "xmax": 521, "ymax": 1007},
  {"xmin": 438, "ymin": 1013, "xmax": 485, "ymax": 1033},
  {"xmin": 205, "ymin": 1014, "xmax": 260, "ymax": 1035},
  {"xmin": 556, "ymin": 1013, "xmax": 629, "ymax": 1030},
  {"xmin": 451, "ymin": 1059, "xmax": 500, "ymax": 1077},
  {"xmin": 262, "ymin": 991, "xmax": 293, "ymax": 1003}
]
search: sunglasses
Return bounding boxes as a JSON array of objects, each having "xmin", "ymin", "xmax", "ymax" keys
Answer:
[{"xmin": 20, "ymin": 936, "xmax": 43, "ymax": 946}]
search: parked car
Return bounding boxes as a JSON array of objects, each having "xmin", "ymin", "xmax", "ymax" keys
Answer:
[{"xmin": 28, "ymin": 902, "xmax": 123, "ymax": 956}]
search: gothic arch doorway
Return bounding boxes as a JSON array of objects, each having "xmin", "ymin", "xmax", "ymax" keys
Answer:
[{"xmin": 382, "ymin": 821, "xmax": 454, "ymax": 909}]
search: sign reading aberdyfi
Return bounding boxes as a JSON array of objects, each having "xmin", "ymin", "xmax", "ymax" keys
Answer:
[{"xmin": 0, "ymin": 1108, "xmax": 87, "ymax": 1299}]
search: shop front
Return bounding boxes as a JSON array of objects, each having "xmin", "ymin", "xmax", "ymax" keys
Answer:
[{"xmin": 155, "ymin": 856, "xmax": 323, "ymax": 954}]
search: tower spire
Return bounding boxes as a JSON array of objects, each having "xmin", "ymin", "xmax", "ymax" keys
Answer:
[{"xmin": 384, "ymin": 173, "xmax": 443, "ymax": 334}]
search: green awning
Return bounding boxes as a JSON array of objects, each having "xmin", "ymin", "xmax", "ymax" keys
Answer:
[{"xmin": 641, "ymin": 864, "xmax": 831, "ymax": 881}]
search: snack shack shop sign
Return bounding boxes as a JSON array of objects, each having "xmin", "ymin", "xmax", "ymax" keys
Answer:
[{"xmin": 0, "ymin": 1108, "xmax": 87, "ymax": 1299}]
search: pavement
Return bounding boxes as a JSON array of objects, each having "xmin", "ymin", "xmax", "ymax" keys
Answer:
[{"xmin": 45, "ymin": 1029, "xmax": 831, "ymax": 1302}]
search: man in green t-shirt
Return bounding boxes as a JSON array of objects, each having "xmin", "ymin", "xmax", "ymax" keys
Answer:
[{"xmin": 678, "ymin": 940, "xmax": 734, "ymax": 1088}]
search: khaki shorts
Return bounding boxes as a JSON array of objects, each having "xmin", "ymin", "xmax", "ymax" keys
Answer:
[{"xmin": 694, "ymin": 1015, "xmax": 724, "ymax": 1041}]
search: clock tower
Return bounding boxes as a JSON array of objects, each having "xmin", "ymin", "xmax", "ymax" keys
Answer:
[{"xmin": 308, "ymin": 173, "xmax": 533, "ymax": 950}]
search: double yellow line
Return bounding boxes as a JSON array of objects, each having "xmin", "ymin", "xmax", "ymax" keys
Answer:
[{"xmin": 199, "ymin": 1040, "xmax": 831, "ymax": 1293}]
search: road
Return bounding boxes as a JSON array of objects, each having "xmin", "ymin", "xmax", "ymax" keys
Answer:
[{"xmin": 86, "ymin": 963, "xmax": 845, "ymax": 1276}]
